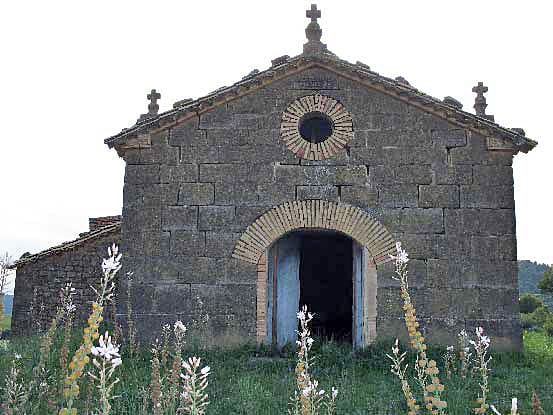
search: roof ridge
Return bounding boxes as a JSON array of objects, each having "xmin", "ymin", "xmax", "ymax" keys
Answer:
[
  {"xmin": 104, "ymin": 54, "xmax": 537, "ymax": 153},
  {"xmin": 12, "ymin": 222, "xmax": 121, "ymax": 268}
]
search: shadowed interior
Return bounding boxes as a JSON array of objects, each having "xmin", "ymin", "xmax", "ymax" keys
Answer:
[{"xmin": 299, "ymin": 231, "xmax": 353, "ymax": 342}]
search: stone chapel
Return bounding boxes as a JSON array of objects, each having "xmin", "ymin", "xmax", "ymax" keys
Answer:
[{"xmin": 11, "ymin": 5, "xmax": 537, "ymax": 350}]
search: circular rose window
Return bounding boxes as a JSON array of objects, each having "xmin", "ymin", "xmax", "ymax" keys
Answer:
[{"xmin": 280, "ymin": 95, "xmax": 353, "ymax": 160}]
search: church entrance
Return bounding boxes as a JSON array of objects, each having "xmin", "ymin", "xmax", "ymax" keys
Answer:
[
  {"xmin": 266, "ymin": 230, "xmax": 370, "ymax": 349},
  {"xmin": 299, "ymin": 232, "xmax": 353, "ymax": 342}
]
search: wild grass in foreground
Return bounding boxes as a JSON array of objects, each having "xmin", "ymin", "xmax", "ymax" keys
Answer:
[
  {"xmin": 1, "ymin": 244, "xmax": 552, "ymax": 414},
  {"xmin": 0, "ymin": 315, "xmax": 10, "ymax": 332}
]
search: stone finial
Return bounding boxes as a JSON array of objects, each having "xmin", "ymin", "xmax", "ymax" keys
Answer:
[
  {"xmin": 472, "ymin": 82, "xmax": 494, "ymax": 121},
  {"xmin": 147, "ymin": 89, "xmax": 161, "ymax": 115},
  {"xmin": 137, "ymin": 89, "xmax": 161, "ymax": 123},
  {"xmin": 303, "ymin": 4, "xmax": 327, "ymax": 56},
  {"xmin": 443, "ymin": 96, "xmax": 463, "ymax": 109}
]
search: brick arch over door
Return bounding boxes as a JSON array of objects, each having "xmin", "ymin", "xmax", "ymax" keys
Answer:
[
  {"xmin": 232, "ymin": 199, "xmax": 397, "ymax": 346},
  {"xmin": 232, "ymin": 200, "xmax": 397, "ymax": 266}
]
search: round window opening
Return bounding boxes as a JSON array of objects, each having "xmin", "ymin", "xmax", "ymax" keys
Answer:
[{"xmin": 299, "ymin": 112, "xmax": 334, "ymax": 144}]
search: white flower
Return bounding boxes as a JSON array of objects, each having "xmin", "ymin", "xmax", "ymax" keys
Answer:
[
  {"xmin": 102, "ymin": 255, "xmax": 122, "ymax": 274},
  {"xmin": 174, "ymin": 320, "xmax": 187, "ymax": 333},
  {"xmin": 91, "ymin": 331, "xmax": 121, "ymax": 362},
  {"xmin": 447, "ymin": 345, "xmax": 454, "ymax": 352},
  {"xmin": 392, "ymin": 338, "xmax": 400, "ymax": 355},
  {"xmin": 14, "ymin": 353, "xmax": 21, "ymax": 360},
  {"xmin": 200, "ymin": 366, "xmax": 211, "ymax": 376},
  {"xmin": 318, "ymin": 389, "xmax": 325, "ymax": 396},
  {"xmin": 307, "ymin": 337, "xmax": 314, "ymax": 347},
  {"xmin": 390, "ymin": 241, "xmax": 409, "ymax": 264},
  {"xmin": 297, "ymin": 310, "xmax": 305, "ymax": 321},
  {"xmin": 331, "ymin": 387, "xmax": 338, "ymax": 399},
  {"xmin": 459, "ymin": 329, "xmax": 468, "ymax": 338}
]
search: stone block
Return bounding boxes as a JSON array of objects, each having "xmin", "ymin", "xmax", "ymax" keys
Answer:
[
  {"xmin": 472, "ymin": 166, "xmax": 513, "ymax": 186},
  {"xmin": 445, "ymin": 209, "xmax": 515, "ymax": 237},
  {"xmin": 162, "ymin": 206, "xmax": 198, "ymax": 231},
  {"xmin": 123, "ymin": 207, "xmax": 162, "ymax": 232},
  {"xmin": 470, "ymin": 236, "xmax": 499, "ymax": 260},
  {"xmin": 433, "ymin": 163, "xmax": 472, "ymax": 185},
  {"xmin": 376, "ymin": 287, "xmax": 403, "ymax": 318},
  {"xmin": 205, "ymin": 232, "xmax": 241, "ymax": 258},
  {"xmin": 340, "ymin": 185, "xmax": 378, "ymax": 208},
  {"xmin": 419, "ymin": 185, "xmax": 459, "ymax": 208},
  {"xmin": 460, "ymin": 185, "xmax": 514, "ymax": 208},
  {"xmin": 394, "ymin": 233, "xmax": 443, "ymax": 259},
  {"xmin": 381, "ymin": 145, "xmax": 446, "ymax": 165},
  {"xmin": 378, "ymin": 184, "xmax": 418, "ymax": 207},
  {"xmin": 477, "ymin": 288, "xmax": 519, "ymax": 319},
  {"xmin": 399, "ymin": 208, "xmax": 444, "ymax": 233},
  {"xmin": 378, "ymin": 259, "xmax": 425, "ymax": 288},
  {"xmin": 222, "ymin": 258, "xmax": 257, "ymax": 283},
  {"xmin": 125, "ymin": 164, "xmax": 160, "ymax": 185},
  {"xmin": 426, "ymin": 259, "xmax": 459, "ymax": 288},
  {"xmin": 124, "ymin": 184, "xmax": 179, "ymax": 208},
  {"xmin": 178, "ymin": 183, "xmax": 214, "ymax": 205},
  {"xmin": 275, "ymin": 165, "xmax": 368, "ymax": 186},
  {"xmin": 180, "ymin": 145, "xmax": 220, "ymax": 163},
  {"xmin": 296, "ymin": 185, "xmax": 339, "ymax": 201},
  {"xmin": 257, "ymin": 183, "xmax": 296, "ymax": 205},
  {"xmin": 161, "ymin": 163, "xmax": 198, "ymax": 183},
  {"xmin": 199, "ymin": 206, "xmax": 235, "ymax": 231},
  {"xmin": 431, "ymin": 128, "xmax": 467, "ymax": 148},
  {"xmin": 214, "ymin": 182, "xmax": 259, "ymax": 206},
  {"xmin": 170, "ymin": 231, "xmax": 206, "ymax": 256},
  {"xmin": 428, "ymin": 289, "xmax": 478, "ymax": 318},
  {"xmin": 139, "ymin": 231, "xmax": 170, "ymax": 257},
  {"xmin": 177, "ymin": 257, "xmax": 225, "ymax": 284},
  {"xmin": 190, "ymin": 283, "xmax": 256, "ymax": 316},
  {"xmin": 449, "ymin": 134, "xmax": 513, "ymax": 165},
  {"xmin": 155, "ymin": 283, "xmax": 193, "ymax": 314},
  {"xmin": 218, "ymin": 143, "xmax": 298, "ymax": 164},
  {"xmin": 370, "ymin": 165, "xmax": 432, "ymax": 185},
  {"xmin": 498, "ymin": 235, "xmax": 517, "ymax": 260},
  {"xmin": 233, "ymin": 206, "xmax": 271, "ymax": 231},
  {"xmin": 167, "ymin": 117, "xmax": 202, "ymax": 146},
  {"xmin": 200, "ymin": 163, "xmax": 273, "ymax": 184},
  {"xmin": 349, "ymin": 146, "xmax": 383, "ymax": 165}
]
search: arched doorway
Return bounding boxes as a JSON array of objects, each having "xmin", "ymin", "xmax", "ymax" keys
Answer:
[
  {"xmin": 265, "ymin": 230, "xmax": 370, "ymax": 348},
  {"xmin": 232, "ymin": 200, "xmax": 394, "ymax": 349}
]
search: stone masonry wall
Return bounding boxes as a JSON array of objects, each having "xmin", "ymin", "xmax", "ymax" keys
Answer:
[
  {"xmin": 121, "ymin": 67, "xmax": 520, "ymax": 350},
  {"xmin": 11, "ymin": 231, "xmax": 121, "ymax": 335}
]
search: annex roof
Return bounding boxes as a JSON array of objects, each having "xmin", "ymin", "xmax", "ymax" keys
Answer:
[{"xmin": 11, "ymin": 218, "xmax": 121, "ymax": 269}]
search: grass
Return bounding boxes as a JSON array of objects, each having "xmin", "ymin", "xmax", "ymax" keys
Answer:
[
  {"xmin": 0, "ymin": 315, "xmax": 10, "ymax": 331},
  {"xmin": 1, "ymin": 330, "xmax": 552, "ymax": 414}
]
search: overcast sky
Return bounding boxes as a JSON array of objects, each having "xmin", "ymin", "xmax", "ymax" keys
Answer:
[{"xmin": 1, "ymin": 1, "xmax": 552, "ymax": 291}]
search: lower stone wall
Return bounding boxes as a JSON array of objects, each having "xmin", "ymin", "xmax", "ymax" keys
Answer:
[{"xmin": 11, "ymin": 231, "xmax": 121, "ymax": 335}]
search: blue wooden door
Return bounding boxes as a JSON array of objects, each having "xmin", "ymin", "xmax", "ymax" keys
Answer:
[
  {"xmin": 352, "ymin": 242, "xmax": 365, "ymax": 348},
  {"xmin": 266, "ymin": 234, "xmax": 301, "ymax": 349}
]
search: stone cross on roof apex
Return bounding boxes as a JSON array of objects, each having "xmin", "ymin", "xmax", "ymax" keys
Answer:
[
  {"xmin": 306, "ymin": 4, "xmax": 321, "ymax": 22},
  {"xmin": 147, "ymin": 89, "xmax": 161, "ymax": 115},
  {"xmin": 472, "ymin": 81, "xmax": 494, "ymax": 121},
  {"xmin": 303, "ymin": 4, "xmax": 327, "ymax": 56},
  {"xmin": 137, "ymin": 88, "xmax": 161, "ymax": 123}
]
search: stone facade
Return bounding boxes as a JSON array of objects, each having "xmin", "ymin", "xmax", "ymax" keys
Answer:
[
  {"xmin": 11, "ymin": 227, "xmax": 120, "ymax": 334},
  {"xmin": 115, "ymin": 66, "xmax": 523, "ymax": 350},
  {"xmin": 12, "ymin": 8, "xmax": 537, "ymax": 351}
]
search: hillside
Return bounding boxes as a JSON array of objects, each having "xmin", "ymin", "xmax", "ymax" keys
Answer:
[{"xmin": 519, "ymin": 260, "xmax": 553, "ymax": 307}]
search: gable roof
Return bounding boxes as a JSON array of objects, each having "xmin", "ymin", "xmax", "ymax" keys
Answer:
[
  {"xmin": 11, "ymin": 219, "xmax": 121, "ymax": 269},
  {"xmin": 104, "ymin": 52, "xmax": 537, "ymax": 155}
]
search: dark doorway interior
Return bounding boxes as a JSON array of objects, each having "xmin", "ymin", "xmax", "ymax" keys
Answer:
[{"xmin": 299, "ymin": 231, "xmax": 353, "ymax": 342}]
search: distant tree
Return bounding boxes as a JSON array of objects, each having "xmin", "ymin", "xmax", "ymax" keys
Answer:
[
  {"xmin": 519, "ymin": 293, "xmax": 545, "ymax": 314},
  {"xmin": 0, "ymin": 252, "xmax": 13, "ymax": 326},
  {"xmin": 538, "ymin": 268, "xmax": 553, "ymax": 294}
]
